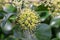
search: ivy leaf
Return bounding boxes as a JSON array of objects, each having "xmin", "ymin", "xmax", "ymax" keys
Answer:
[
  {"xmin": 50, "ymin": 16, "xmax": 60, "ymax": 28},
  {"xmin": 35, "ymin": 23, "xmax": 52, "ymax": 40},
  {"xmin": 0, "ymin": 13, "xmax": 14, "ymax": 27},
  {"xmin": 3, "ymin": 4, "xmax": 17, "ymax": 13},
  {"xmin": 37, "ymin": 11, "xmax": 51, "ymax": 21},
  {"xmin": 0, "ymin": 13, "xmax": 14, "ymax": 34},
  {"xmin": 2, "ymin": 21, "xmax": 13, "ymax": 34}
]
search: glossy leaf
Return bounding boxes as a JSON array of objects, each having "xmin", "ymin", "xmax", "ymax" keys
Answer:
[
  {"xmin": 35, "ymin": 23, "xmax": 52, "ymax": 40},
  {"xmin": 3, "ymin": 21, "xmax": 12, "ymax": 31},
  {"xmin": 0, "ymin": 13, "xmax": 14, "ymax": 27}
]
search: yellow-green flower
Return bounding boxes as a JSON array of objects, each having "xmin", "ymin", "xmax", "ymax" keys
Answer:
[{"xmin": 17, "ymin": 8, "xmax": 40, "ymax": 30}]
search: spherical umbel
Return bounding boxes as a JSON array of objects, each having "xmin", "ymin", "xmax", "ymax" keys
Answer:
[{"xmin": 17, "ymin": 8, "xmax": 40, "ymax": 31}]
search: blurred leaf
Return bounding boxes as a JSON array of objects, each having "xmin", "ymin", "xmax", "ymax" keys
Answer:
[
  {"xmin": 2, "ymin": 21, "xmax": 13, "ymax": 33},
  {"xmin": 56, "ymin": 32, "xmax": 60, "ymax": 39},
  {"xmin": 35, "ymin": 4, "xmax": 49, "ymax": 11},
  {"xmin": 13, "ymin": 24, "xmax": 23, "ymax": 40},
  {"xmin": 22, "ymin": 30, "xmax": 37, "ymax": 40},
  {"xmin": 52, "ymin": 38, "xmax": 58, "ymax": 40},
  {"xmin": 0, "ymin": 13, "xmax": 14, "ymax": 34},
  {"xmin": 0, "ymin": 34, "xmax": 4, "ymax": 39},
  {"xmin": 0, "ymin": 13, "xmax": 3, "ymax": 19},
  {"xmin": 0, "ymin": 13, "xmax": 14, "ymax": 27},
  {"xmin": 35, "ymin": 23, "xmax": 52, "ymax": 40},
  {"xmin": 5, "ymin": 36, "xmax": 19, "ymax": 40},
  {"xmin": 9, "ymin": 15, "xmax": 17, "ymax": 22},
  {"xmin": 50, "ymin": 16, "xmax": 60, "ymax": 38},
  {"xmin": 50, "ymin": 16, "xmax": 60, "ymax": 28},
  {"xmin": 34, "ymin": 4, "xmax": 51, "ymax": 22},
  {"xmin": 14, "ymin": 24, "xmax": 37, "ymax": 40},
  {"xmin": 37, "ymin": 11, "xmax": 51, "ymax": 21},
  {"xmin": 6, "ymin": 38, "xmax": 19, "ymax": 40},
  {"xmin": 0, "ymin": 7, "xmax": 7, "ymax": 19},
  {"xmin": 0, "ymin": 11, "xmax": 7, "ymax": 19},
  {"xmin": 3, "ymin": 4, "xmax": 17, "ymax": 13}
]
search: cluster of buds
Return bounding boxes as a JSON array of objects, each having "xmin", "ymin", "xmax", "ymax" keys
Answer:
[
  {"xmin": 23, "ymin": 0, "xmax": 41, "ymax": 8},
  {"xmin": 28, "ymin": 0, "xmax": 41, "ymax": 6},
  {"xmin": 17, "ymin": 8, "xmax": 40, "ymax": 31},
  {"xmin": 12, "ymin": 0, "xmax": 22, "ymax": 7},
  {"xmin": 39, "ymin": 0, "xmax": 60, "ymax": 17},
  {"xmin": 50, "ymin": 0, "xmax": 60, "ymax": 17}
]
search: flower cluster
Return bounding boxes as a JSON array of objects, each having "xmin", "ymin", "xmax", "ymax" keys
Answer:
[
  {"xmin": 50, "ymin": 0, "xmax": 60, "ymax": 17},
  {"xmin": 40, "ymin": 0, "xmax": 60, "ymax": 17},
  {"xmin": 12, "ymin": 0, "xmax": 22, "ymax": 7},
  {"xmin": 17, "ymin": 8, "xmax": 40, "ymax": 30},
  {"xmin": 23, "ymin": 0, "xmax": 41, "ymax": 8}
]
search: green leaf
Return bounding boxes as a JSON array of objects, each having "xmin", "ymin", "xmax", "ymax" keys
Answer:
[
  {"xmin": 50, "ymin": 16, "xmax": 60, "ymax": 28},
  {"xmin": 9, "ymin": 15, "xmax": 17, "ymax": 21},
  {"xmin": 35, "ymin": 23, "xmax": 52, "ymax": 40},
  {"xmin": 56, "ymin": 32, "xmax": 60, "ymax": 39},
  {"xmin": 0, "ymin": 13, "xmax": 14, "ymax": 34},
  {"xmin": 3, "ymin": 4, "xmax": 17, "ymax": 13},
  {"xmin": 0, "ymin": 13, "xmax": 3, "ymax": 19},
  {"xmin": 0, "ymin": 13, "xmax": 14, "ymax": 27},
  {"xmin": 13, "ymin": 24, "xmax": 23, "ymax": 40},
  {"xmin": 35, "ymin": 4, "xmax": 49, "ymax": 11},
  {"xmin": 37, "ymin": 11, "xmax": 51, "ymax": 21},
  {"xmin": 5, "ymin": 36, "xmax": 19, "ymax": 40},
  {"xmin": 0, "ymin": 10, "xmax": 7, "ymax": 19},
  {"xmin": 52, "ymin": 38, "xmax": 58, "ymax": 40},
  {"xmin": 3, "ymin": 21, "xmax": 12, "ymax": 31},
  {"xmin": 0, "ymin": 34, "xmax": 4, "ymax": 39},
  {"xmin": 0, "ymin": 21, "xmax": 13, "ymax": 34}
]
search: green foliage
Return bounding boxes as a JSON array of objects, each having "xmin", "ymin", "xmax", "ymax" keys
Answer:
[
  {"xmin": 3, "ymin": 4, "xmax": 17, "ymax": 13},
  {"xmin": 37, "ymin": 11, "xmax": 51, "ymax": 21},
  {"xmin": 0, "ymin": 0, "xmax": 60, "ymax": 40},
  {"xmin": 34, "ymin": 4, "xmax": 49, "ymax": 11},
  {"xmin": 35, "ymin": 23, "xmax": 51, "ymax": 40}
]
